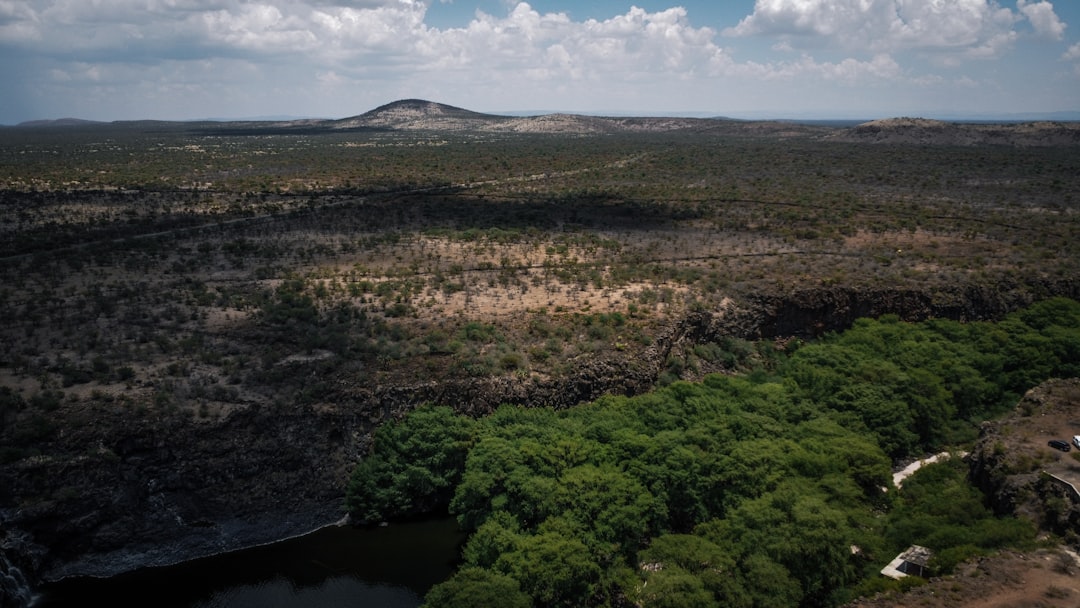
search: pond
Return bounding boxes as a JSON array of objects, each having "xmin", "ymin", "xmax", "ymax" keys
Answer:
[{"xmin": 33, "ymin": 517, "xmax": 464, "ymax": 608}]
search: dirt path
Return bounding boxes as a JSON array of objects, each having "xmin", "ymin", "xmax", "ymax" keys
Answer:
[{"xmin": 892, "ymin": 452, "xmax": 968, "ymax": 488}]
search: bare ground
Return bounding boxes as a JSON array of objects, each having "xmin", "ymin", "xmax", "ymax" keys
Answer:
[{"xmin": 847, "ymin": 547, "xmax": 1080, "ymax": 608}]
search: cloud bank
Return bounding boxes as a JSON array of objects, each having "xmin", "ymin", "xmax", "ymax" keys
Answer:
[{"xmin": 0, "ymin": 1, "xmax": 1075, "ymax": 121}]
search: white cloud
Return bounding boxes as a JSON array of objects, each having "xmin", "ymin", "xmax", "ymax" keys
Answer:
[
  {"xmin": 0, "ymin": 0, "xmax": 36, "ymax": 23},
  {"xmin": 0, "ymin": 0, "xmax": 1073, "ymax": 121},
  {"xmin": 0, "ymin": 0, "xmax": 41, "ymax": 42},
  {"xmin": 202, "ymin": 4, "xmax": 321, "ymax": 53},
  {"xmin": 1063, "ymin": 41, "xmax": 1080, "ymax": 60},
  {"xmin": 724, "ymin": 0, "xmax": 897, "ymax": 39},
  {"xmin": 725, "ymin": 0, "xmax": 1034, "ymax": 60},
  {"xmin": 316, "ymin": 69, "xmax": 343, "ymax": 85},
  {"xmin": 298, "ymin": 2, "xmax": 732, "ymax": 82},
  {"xmin": 1017, "ymin": 0, "xmax": 1066, "ymax": 40},
  {"xmin": 0, "ymin": 1, "xmax": 748, "ymax": 114},
  {"xmin": 0, "ymin": 0, "xmax": 1009, "ymax": 84},
  {"xmin": 724, "ymin": 52, "xmax": 905, "ymax": 85},
  {"xmin": 813, "ymin": 53, "xmax": 904, "ymax": 83},
  {"xmin": 0, "ymin": 1, "xmax": 727, "ymax": 73}
]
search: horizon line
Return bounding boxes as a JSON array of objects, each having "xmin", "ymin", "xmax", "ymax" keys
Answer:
[{"xmin": 5, "ymin": 104, "xmax": 1080, "ymax": 127}]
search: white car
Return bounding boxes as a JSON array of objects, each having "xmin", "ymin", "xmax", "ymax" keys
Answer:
[{"xmin": 1073, "ymin": 435, "xmax": 1080, "ymax": 450}]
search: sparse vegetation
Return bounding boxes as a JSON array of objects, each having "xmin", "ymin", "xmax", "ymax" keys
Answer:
[{"xmin": 1, "ymin": 121, "xmax": 1076, "ymax": 433}]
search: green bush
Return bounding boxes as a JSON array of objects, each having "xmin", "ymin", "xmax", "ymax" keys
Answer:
[
  {"xmin": 346, "ymin": 405, "xmax": 476, "ymax": 522},
  {"xmin": 422, "ymin": 567, "xmax": 531, "ymax": 608}
]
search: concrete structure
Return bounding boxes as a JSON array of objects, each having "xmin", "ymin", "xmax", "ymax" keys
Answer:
[{"xmin": 881, "ymin": 545, "xmax": 933, "ymax": 580}]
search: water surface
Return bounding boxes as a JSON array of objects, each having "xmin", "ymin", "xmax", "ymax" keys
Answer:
[{"xmin": 34, "ymin": 517, "xmax": 464, "ymax": 608}]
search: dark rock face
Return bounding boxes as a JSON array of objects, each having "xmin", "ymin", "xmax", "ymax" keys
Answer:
[
  {"xmin": 725, "ymin": 280, "xmax": 1077, "ymax": 341},
  {"xmin": 967, "ymin": 379, "xmax": 1080, "ymax": 535},
  {"xmin": 0, "ymin": 403, "xmax": 362, "ymax": 583},
  {"xmin": 0, "ymin": 530, "xmax": 39, "ymax": 608},
  {"xmin": 2, "ymin": 282, "xmax": 1079, "ymax": 604}
]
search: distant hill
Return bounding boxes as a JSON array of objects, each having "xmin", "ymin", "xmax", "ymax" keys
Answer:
[
  {"xmin": 828, "ymin": 117, "xmax": 1080, "ymax": 147},
  {"xmin": 6, "ymin": 101, "xmax": 1078, "ymax": 145},
  {"xmin": 14, "ymin": 118, "xmax": 104, "ymax": 128},
  {"xmin": 339, "ymin": 99, "xmax": 499, "ymax": 124},
  {"xmin": 327, "ymin": 98, "xmax": 828, "ymax": 137},
  {"xmin": 330, "ymin": 99, "xmax": 635, "ymax": 133}
]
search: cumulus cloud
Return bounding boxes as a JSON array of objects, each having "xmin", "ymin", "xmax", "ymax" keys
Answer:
[
  {"xmin": 1063, "ymin": 41, "xmax": 1080, "ymax": 61},
  {"xmin": 0, "ymin": 0, "xmax": 1072, "ymax": 121},
  {"xmin": 0, "ymin": 1, "xmax": 728, "ymax": 78},
  {"xmin": 0, "ymin": 0, "xmax": 753, "ymax": 118},
  {"xmin": 799, "ymin": 53, "xmax": 904, "ymax": 84},
  {"xmin": 722, "ymin": 52, "xmax": 906, "ymax": 86},
  {"xmin": 0, "ymin": 0, "xmax": 36, "ymax": 23},
  {"xmin": 724, "ymin": 0, "xmax": 897, "ymax": 40},
  {"xmin": 0, "ymin": 1, "xmax": 40, "ymax": 43},
  {"xmin": 1017, "ymin": 0, "xmax": 1066, "ymax": 40},
  {"xmin": 724, "ymin": 0, "xmax": 1061, "ymax": 60},
  {"xmin": 0, "ymin": 1, "xmax": 427, "ymax": 55},
  {"xmin": 0, "ymin": 0, "xmax": 1034, "ymax": 83}
]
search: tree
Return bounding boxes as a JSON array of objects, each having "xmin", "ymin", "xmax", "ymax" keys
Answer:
[
  {"xmin": 461, "ymin": 511, "xmax": 523, "ymax": 569},
  {"xmin": 346, "ymin": 405, "xmax": 475, "ymax": 521},
  {"xmin": 494, "ymin": 529, "xmax": 601, "ymax": 608},
  {"xmin": 553, "ymin": 463, "xmax": 663, "ymax": 561},
  {"xmin": 636, "ymin": 534, "xmax": 747, "ymax": 607},
  {"xmin": 633, "ymin": 567, "xmax": 715, "ymax": 608},
  {"xmin": 423, "ymin": 567, "xmax": 531, "ymax": 608}
]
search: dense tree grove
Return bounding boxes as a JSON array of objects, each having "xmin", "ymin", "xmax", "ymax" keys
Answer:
[{"xmin": 354, "ymin": 298, "xmax": 1078, "ymax": 607}]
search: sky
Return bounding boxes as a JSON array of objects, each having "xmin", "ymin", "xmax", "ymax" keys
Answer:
[{"xmin": 1, "ymin": 0, "xmax": 1078, "ymax": 123}]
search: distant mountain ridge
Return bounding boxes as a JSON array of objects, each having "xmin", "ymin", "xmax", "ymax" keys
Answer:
[
  {"xmin": 327, "ymin": 99, "xmax": 824, "ymax": 136},
  {"xmin": 827, "ymin": 116, "xmax": 1080, "ymax": 147},
  {"xmin": 15, "ymin": 118, "xmax": 104, "ymax": 127},
  {"xmin": 7, "ymin": 100, "xmax": 1079, "ymax": 145}
]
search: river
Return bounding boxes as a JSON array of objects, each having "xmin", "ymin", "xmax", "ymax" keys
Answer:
[{"xmin": 31, "ymin": 517, "xmax": 465, "ymax": 608}]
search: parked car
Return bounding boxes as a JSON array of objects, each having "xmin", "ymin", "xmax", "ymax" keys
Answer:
[
  {"xmin": 1048, "ymin": 439, "xmax": 1071, "ymax": 452},
  {"xmin": 1073, "ymin": 435, "xmax": 1080, "ymax": 450}
]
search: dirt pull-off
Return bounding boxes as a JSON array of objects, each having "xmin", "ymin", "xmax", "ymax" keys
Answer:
[
  {"xmin": 847, "ymin": 548, "xmax": 1080, "ymax": 608},
  {"xmin": 969, "ymin": 378, "xmax": 1080, "ymax": 534},
  {"xmin": 849, "ymin": 378, "xmax": 1080, "ymax": 608}
]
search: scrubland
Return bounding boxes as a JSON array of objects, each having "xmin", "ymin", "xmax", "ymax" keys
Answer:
[{"xmin": 1, "ymin": 124, "xmax": 1076, "ymax": 440}]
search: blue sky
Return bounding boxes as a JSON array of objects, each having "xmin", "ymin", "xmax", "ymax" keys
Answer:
[{"xmin": 1, "ymin": 1, "xmax": 1078, "ymax": 123}]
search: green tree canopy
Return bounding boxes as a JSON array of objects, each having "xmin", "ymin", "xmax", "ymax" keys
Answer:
[{"xmin": 343, "ymin": 299, "xmax": 1079, "ymax": 607}]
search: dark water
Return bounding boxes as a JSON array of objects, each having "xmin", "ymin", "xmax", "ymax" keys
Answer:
[{"xmin": 33, "ymin": 518, "xmax": 465, "ymax": 608}]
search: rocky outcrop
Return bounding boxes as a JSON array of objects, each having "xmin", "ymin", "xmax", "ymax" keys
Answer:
[
  {"xmin": 967, "ymin": 379, "xmax": 1080, "ymax": 536},
  {"xmin": 0, "ymin": 530, "xmax": 38, "ymax": 608},
  {"xmin": 717, "ymin": 278, "xmax": 1080, "ymax": 340}
]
